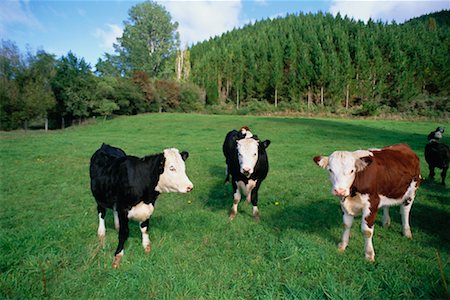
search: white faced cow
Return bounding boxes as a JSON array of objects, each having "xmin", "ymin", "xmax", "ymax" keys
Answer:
[
  {"xmin": 223, "ymin": 127, "xmax": 270, "ymax": 222},
  {"xmin": 314, "ymin": 144, "xmax": 420, "ymax": 262},
  {"xmin": 90, "ymin": 144, "xmax": 193, "ymax": 268}
]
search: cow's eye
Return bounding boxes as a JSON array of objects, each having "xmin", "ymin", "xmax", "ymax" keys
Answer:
[
  {"xmin": 253, "ymin": 153, "xmax": 257, "ymax": 156},
  {"xmin": 169, "ymin": 166, "xmax": 176, "ymax": 172},
  {"xmin": 328, "ymin": 169, "xmax": 333, "ymax": 174},
  {"xmin": 350, "ymin": 169, "xmax": 355, "ymax": 174}
]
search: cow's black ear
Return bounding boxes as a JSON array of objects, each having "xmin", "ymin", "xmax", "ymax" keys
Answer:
[
  {"xmin": 159, "ymin": 154, "xmax": 166, "ymax": 174},
  {"xmin": 261, "ymin": 140, "xmax": 271, "ymax": 149},
  {"xmin": 181, "ymin": 151, "xmax": 189, "ymax": 161}
]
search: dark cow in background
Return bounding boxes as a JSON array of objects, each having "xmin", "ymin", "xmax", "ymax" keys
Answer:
[
  {"xmin": 314, "ymin": 144, "xmax": 420, "ymax": 262},
  {"xmin": 425, "ymin": 127, "xmax": 449, "ymax": 185},
  {"xmin": 223, "ymin": 127, "xmax": 270, "ymax": 222},
  {"xmin": 90, "ymin": 143, "xmax": 193, "ymax": 268}
]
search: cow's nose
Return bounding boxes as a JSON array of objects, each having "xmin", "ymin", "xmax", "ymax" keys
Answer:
[
  {"xmin": 186, "ymin": 185, "xmax": 193, "ymax": 192},
  {"xmin": 333, "ymin": 188, "xmax": 346, "ymax": 196}
]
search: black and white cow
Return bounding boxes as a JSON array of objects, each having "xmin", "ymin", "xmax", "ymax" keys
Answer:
[
  {"xmin": 222, "ymin": 127, "xmax": 270, "ymax": 222},
  {"xmin": 425, "ymin": 127, "xmax": 449, "ymax": 185},
  {"xmin": 90, "ymin": 143, "xmax": 193, "ymax": 268}
]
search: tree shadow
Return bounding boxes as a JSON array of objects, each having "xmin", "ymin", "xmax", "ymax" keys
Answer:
[{"xmin": 264, "ymin": 117, "xmax": 431, "ymax": 155}]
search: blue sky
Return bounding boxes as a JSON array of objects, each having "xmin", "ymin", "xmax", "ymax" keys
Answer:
[{"xmin": 1, "ymin": 0, "xmax": 448, "ymax": 67}]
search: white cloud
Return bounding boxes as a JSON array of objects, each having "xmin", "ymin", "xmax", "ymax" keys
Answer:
[
  {"xmin": 329, "ymin": 0, "xmax": 449, "ymax": 24},
  {"xmin": 0, "ymin": 0, "xmax": 43, "ymax": 35},
  {"xmin": 94, "ymin": 24, "xmax": 123, "ymax": 51},
  {"xmin": 162, "ymin": 0, "xmax": 242, "ymax": 47}
]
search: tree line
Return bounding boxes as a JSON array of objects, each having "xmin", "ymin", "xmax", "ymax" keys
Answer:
[
  {"xmin": 189, "ymin": 10, "xmax": 449, "ymax": 116},
  {"xmin": 1, "ymin": 2, "xmax": 448, "ymax": 130}
]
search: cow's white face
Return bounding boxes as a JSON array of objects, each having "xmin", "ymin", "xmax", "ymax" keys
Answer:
[
  {"xmin": 237, "ymin": 138, "xmax": 259, "ymax": 177},
  {"xmin": 155, "ymin": 148, "xmax": 193, "ymax": 193},
  {"xmin": 434, "ymin": 131, "xmax": 443, "ymax": 139},
  {"xmin": 314, "ymin": 150, "xmax": 372, "ymax": 197}
]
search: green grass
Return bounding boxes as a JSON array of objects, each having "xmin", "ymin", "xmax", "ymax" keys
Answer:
[{"xmin": 1, "ymin": 113, "xmax": 449, "ymax": 299}]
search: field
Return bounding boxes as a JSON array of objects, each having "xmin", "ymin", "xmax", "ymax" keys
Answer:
[{"xmin": 1, "ymin": 113, "xmax": 449, "ymax": 299}]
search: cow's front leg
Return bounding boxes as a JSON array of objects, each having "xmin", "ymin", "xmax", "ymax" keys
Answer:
[
  {"xmin": 229, "ymin": 181, "xmax": 241, "ymax": 220},
  {"xmin": 113, "ymin": 210, "xmax": 129, "ymax": 269},
  {"xmin": 428, "ymin": 165, "xmax": 435, "ymax": 180},
  {"xmin": 113, "ymin": 205, "xmax": 120, "ymax": 231},
  {"xmin": 97, "ymin": 205, "xmax": 106, "ymax": 245},
  {"xmin": 246, "ymin": 180, "xmax": 256, "ymax": 203},
  {"xmin": 382, "ymin": 206, "xmax": 391, "ymax": 228},
  {"xmin": 338, "ymin": 212, "xmax": 353, "ymax": 252},
  {"xmin": 250, "ymin": 181, "xmax": 262, "ymax": 222},
  {"xmin": 140, "ymin": 218, "xmax": 152, "ymax": 253},
  {"xmin": 362, "ymin": 208, "xmax": 377, "ymax": 262}
]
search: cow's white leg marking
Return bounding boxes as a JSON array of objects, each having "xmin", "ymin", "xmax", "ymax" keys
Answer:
[
  {"xmin": 113, "ymin": 208, "xmax": 120, "ymax": 231},
  {"xmin": 400, "ymin": 202, "xmax": 413, "ymax": 239},
  {"xmin": 252, "ymin": 206, "xmax": 260, "ymax": 222},
  {"xmin": 361, "ymin": 204, "xmax": 375, "ymax": 262},
  {"xmin": 382, "ymin": 206, "xmax": 391, "ymax": 228},
  {"xmin": 338, "ymin": 212, "xmax": 353, "ymax": 251},
  {"xmin": 400, "ymin": 181, "xmax": 416, "ymax": 239},
  {"xmin": 140, "ymin": 222, "xmax": 151, "ymax": 253},
  {"xmin": 230, "ymin": 182, "xmax": 242, "ymax": 220},
  {"xmin": 98, "ymin": 213, "xmax": 106, "ymax": 239}
]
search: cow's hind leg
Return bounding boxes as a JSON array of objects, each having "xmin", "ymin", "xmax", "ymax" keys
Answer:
[
  {"xmin": 400, "ymin": 199, "xmax": 414, "ymax": 239},
  {"xmin": 112, "ymin": 210, "xmax": 129, "ymax": 269},
  {"xmin": 97, "ymin": 205, "xmax": 106, "ymax": 244},
  {"xmin": 382, "ymin": 206, "xmax": 391, "ymax": 228},
  {"xmin": 338, "ymin": 212, "xmax": 354, "ymax": 252},
  {"xmin": 140, "ymin": 218, "xmax": 152, "ymax": 253}
]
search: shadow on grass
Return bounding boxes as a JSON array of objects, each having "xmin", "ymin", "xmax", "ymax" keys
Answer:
[
  {"xmin": 264, "ymin": 117, "xmax": 429, "ymax": 154},
  {"xmin": 204, "ymin": 165, "xmax": 234, "ymax": 212},
  {"xmin": 264, "ymin": 198, "xmax": 342, "ymax": 244},
  {"xmin": 412, "ymin": 179, "xmax": 450, "ymax": 251}
]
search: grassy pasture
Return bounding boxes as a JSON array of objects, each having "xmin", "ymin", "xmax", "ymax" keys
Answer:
[{"xmin": 0, "ymin": 113, "xmax": 449, "ymax": 299}]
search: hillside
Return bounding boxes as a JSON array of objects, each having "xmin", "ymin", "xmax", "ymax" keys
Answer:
[{"xmin": 188, "ymin": 10, "xmax": 449, "ymax": 114}]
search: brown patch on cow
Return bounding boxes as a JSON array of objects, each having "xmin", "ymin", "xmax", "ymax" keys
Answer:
[
  {"xmin": 352, "ymin": 144, "xmax": 420, "ymax": 200},
  {"xmin": 240, "ymin": 126, "xmax": 251, "ymax": 132},
  {"xmin": 145, "ymin": 243, "xmax": 152, "ymax": 254}
]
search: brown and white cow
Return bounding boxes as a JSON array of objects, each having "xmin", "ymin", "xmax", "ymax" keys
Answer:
[{"xmin": 313, "ymin": 144, "xmax": 420, "ymax": 261}]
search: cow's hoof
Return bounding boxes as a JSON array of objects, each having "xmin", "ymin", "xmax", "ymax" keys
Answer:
[
  {"xmin": 98, "ymin": 235, "xmax": 105, "ymax": 247},
  {"xmin": 337, "ymin": 242, "xmax": 347, "ymax": 252},
  {"xmin": 254, "ymin": 213, "xmax": 260, "ymax": 223},
  {"xmin": 144, "ymin": 244, "xmax": 152, "ymax": 254},
  {"xmin": 229, "ymin": 211, "xmax": 237, "ymax": 221},
  {"xmin": 403, "ymin": 229, "xmax": 413, "ymax": 239},
  {"xmin": 112, "ymin": 255, "xmax": 122, "ymax": 269},
  {"xmin": 365, "ymin": 253, "xmax": 375, "ymax": 262}
]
